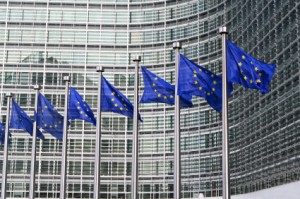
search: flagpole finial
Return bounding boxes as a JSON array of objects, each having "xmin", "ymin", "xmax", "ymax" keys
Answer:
[
  {"xmin": 63, "ymin": 76, "xmax": 70, "ymax": 82},
  {"xmin": 219, "ymin": 26, "xmax": 228, "ymax": 34},
  {"xmin": 6, "ymin": 92, "xmax": 12, "ymax": 97},
  {"xmin": 133, "ymin": 55, "xmax": 141, "ymax": 62},
  {"xmin": 173, "ymin": 41, "xmax": 182, "ymax": 49},
  {"xmin": 96, "ymin": 66, "xmax": 104, "ymax": 72},
  {"xmin": 33, "ymin": 85, "xmax": 41, "ymax": 90}
]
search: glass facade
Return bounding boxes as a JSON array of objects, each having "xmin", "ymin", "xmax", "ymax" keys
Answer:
[
  {"xmin": 0, "ymin": 0, "xmax": 299, "ymax": 198},
  {"xmin": 227, "ymin": 0, "xmax": 300, "ymax": 195}
]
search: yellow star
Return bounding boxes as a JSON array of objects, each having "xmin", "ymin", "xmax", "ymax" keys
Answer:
[
  {"xmin": 170, "ymin": 95, "xmax": 173, "ymax": 98},
  {"xmin": 240, "ymin": 70, "xmax": 243, "ymax": 74},
  {"xmin": 77, "ymin": 106, "xmax": 80, "ymax": 109},
  {"xmin": 250, "ymin": 61, "xmax": 253, "ymax": 64},
  {"xmin": 193, "ymin": 74, "xmax": 197, "ymax": 77},
  {"xmin": 154, "ymin": 77, "xmax": 158, "ymax": 80},
  {"xmin": 77, "ymin": 101, "xmax": 80, "ymax": 104},
  {"xmin": 244, "ymin": 76, "xmax": 247, "ymax": 80},
  {"xmin": 199, "ymin": 68, "xmax": 202, "ymax": 72},
  {"xmin": 152, "ymin": 83, "xmax": 156, "ymax": 86},
  {"xmin": 254, "ymin": 67, "xmax": 259, "ymax": 71},
  {"xmin": 85, "ymin": 114, "xmax": 88, "ymax": 117},
  {"xmin": 111, "ymin": 92, "xmax": 115, "ymax": 95},
  {"xmin": 199, "ymin": 86, "xmax": 202, "ymax": 90},
  {"xmin": 193, "ymin": 70, "xmax": 197, "ymax": 73},
  {"xmin": 158, "ymin": 93, "xmax": 161, "ymax": 97},
  {"xmin": 164, "ymin": 96, "xmax": 167, "ymax": 99},
  {"xmin": 212, "ymin": 88, "xmax": 215, "ymax": 92},
  {"xmin": 44, "ymin": 105, "xmax": 48, "ymax": 109},
  {"xmin": 111, "ymin": 98, "xmax": 115, "ymax": 101},
  {"xmin": 213, "ymin": 80, "xmax": 217, "ymax": 85},
  {"xmin": 49, "ymin": 125, "xmax": 52, "ymax": 128},
  {"xmin": 211, "ymin": 74, "xmax": 214, "ymax": 78},
  {"xmin": 256, "ymin": 79, "xmax": 261, "ymax": 83},
  {"xmin": 194, "ymin": 80, "xmax": 198, "ymax": 85},
  {"xmin": 242, "ymin": 55, "xmax": 246, "ymax": 59},
  {"xmin": 154, "ymin": 89, "xmax": 157, "ymax": 93},
  {"xmin": 238, "ymin": 62, "xmax": 242, "ymax": 67},
  {"xmin": 80, "ymin": 111, "xmax": 83, "ymax": 114},
  {"xmin": 114, "ymin": 104, "xmax": 118, "ymax": 107},
  {"xmin": 55, "ymin": 124, "xmax": 57, "ymax": 128},
  {"xmin": 120, "ymin": 107, "xmax": 123, "ymax": 110},
  {"xmin": 250, "ymin": 79, "xmax": 253, "ymax": 84},
  {"xmin": 124, "ymin": 104, "xmax": 127, "ymax": 107},
  {"xmin": 44, "ymin": 124, "xmax": 47, "ymax": 127},
  {"xmin": 258, "ymin": 73, "xmax": 262, "ymax": 76},
  {"xmin": 207, "ymin": 92, "xmax": 210, "ymax": 96}
]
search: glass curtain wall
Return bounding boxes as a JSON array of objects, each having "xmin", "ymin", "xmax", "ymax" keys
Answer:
[
  {"xmin": 226, "ymin": 0, "xmax": 300, "ymax": 195},
  {"xmin": 0, "ymin": 0, "xmax": 226, "ymax": 198}
]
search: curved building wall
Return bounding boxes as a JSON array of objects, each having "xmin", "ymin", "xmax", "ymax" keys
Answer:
[
  {"xmin": 226, "ymin": 0, "xmax": 300, "ymax": 196},
  {"xmin": 0, "ymin": 0, "xmax": 298, "ymax": 198},
  {"xmin": 0, "ymin": 0, "xmax": 226, "ymax": 198}
]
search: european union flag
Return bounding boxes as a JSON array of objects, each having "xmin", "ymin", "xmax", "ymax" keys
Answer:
[
  {"xmin": 101, "ymin": 76, "xmax": 141, "ymax": 120},
  {"xmin": 10, "ymin": 99, "xmax": 45, "ymax": 140},
  {"xmin": 68, "ymin": 87, "xmax": 96, "ymax": 125},
  {"xmin": 140, "ymin": 66, "xmax": 192, "ymax": 108},
  {"xmin": 226, "ymin": 40, "xmax": 276, "ymax": 94},
  {"xmin": 36, "ymin": 93, "xmax": 64, "ymax": 141},
  {"xmin": 0, "ymin": 123, "xmax": 11, "ymax": 145},
  {"xmin": 178, "ymin": 54, "xmax": 233, "ymax": 112}
]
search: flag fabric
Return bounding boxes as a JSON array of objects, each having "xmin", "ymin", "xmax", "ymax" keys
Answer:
[
  {"xmin": 0, "ymin": 123, "xmax": 11, "ymax": 145},
  {"xmin": 36, "ymin": 93, "xmax": 64, "ymax": 140},
  {"xmin": 178, "ymin": 54, "xmax": 233, "ymax": 112},
  {"xmin": 226, "ymin": 39, "xmax": 276, "ymax": 94},
  {"xmin": 10, "ymin": 99, "xmax": 45, "ymax": 140},
  {"xmin": 101, "ymin": 76, "xmax": 141, "ymax": 121},
  {"xmin": 140, "ymin": 66, "xmax": 193, "ymax": 108},
  {"xmin": 68, "ymin": 87, "xmax": 96, "ymax": 125}
]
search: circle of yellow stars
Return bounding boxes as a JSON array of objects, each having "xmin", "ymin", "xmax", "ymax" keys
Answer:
[{"xmin": 239, "ymin": 55, "xmax": 262, "ymax": 85}]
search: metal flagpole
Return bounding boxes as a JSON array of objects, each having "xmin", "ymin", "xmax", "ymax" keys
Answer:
[
  {"xmin": 173, "ymin": 41, "xmax": 182, "ymax": 199},
  {"xmin": 29, "ymin": 85, "xmax": 41, "ymax": 199},
  {"xmin": 60, "ymin": 76, "xmax": 70, "ymax": 199},
  {"xmin": 1, "ymin": 93, "xmax": 12, "ymax": 199},
  {"xmin": 94, "ymin": 66, "xmax": 104, "ymax": 199},
  {"xmin": 131, "ymin": 55, "xmax": 141, "ymax": 199},
  {"xmin": 219, "ymin": 26, "xmax": 231, "ymax": 199}
]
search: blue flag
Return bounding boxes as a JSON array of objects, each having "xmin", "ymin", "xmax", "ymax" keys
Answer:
[
  {"xmin": 101, "ymin": 76, "xmax": 141, "ymax": 121},
  {"xmin": 226, "ymin": 40, "xmax": 276, "ymax": 94},
  {"xmin": 0, "ymin": 123, "xmax": 11, "ymax": 145},
  {"xmin": 140, "ymin": 66, "xmax": 193, "ymax": 108},
  {"xmin": 178, "ymin": 54, "xmax": 233, "ymax": 112},
  {"xmin": 68, "ymin": 87, "xmax": 96, "ymax": 125},
  {"xmin": 10, "ymin": 99, "xmax": 45, "ymax": 140},
  {"xmin": 36, "ymin": 93, "xmax": 64, "ymax": 140}
]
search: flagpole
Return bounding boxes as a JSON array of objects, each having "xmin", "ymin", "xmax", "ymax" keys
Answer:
[
  {"xmin": 60, "ymin": 76, "xmax": 70, "ymax": 199},
  {"xmin": 131, "ymin": 55, "xmax": 141, "ymax": 199},
  {"xmin": 29, "ymin": 85, "xmax": 40, "ymax": 199},
  {"xmin": 219, "ymin": 26, "xmax": 231, "ymax": 199},
  {"xmin": 1, "ymin": 93, "xmax": 12, "ymax": 199},
  {"xmin": 94, "ymin": 66, "xmax": 104, "ymax": 199},
  {"xmin": 173, "ymin": 41, "xmax": 182, "ymax": 199}
]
